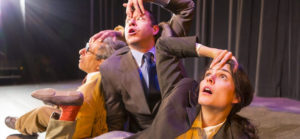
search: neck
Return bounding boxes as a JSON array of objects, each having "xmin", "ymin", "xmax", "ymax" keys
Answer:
[
  {"xmin": 200, "ymin": 106, "xmax": 232, "ymax": 128},
  {"xmin": 129, "ymin": 39, "xmax": 155, "ymax": 53}
]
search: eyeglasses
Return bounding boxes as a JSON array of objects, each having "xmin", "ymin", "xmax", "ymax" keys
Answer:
[{"xmin": 85, "ymin": 43, "xmax": 97, "ymax": 56}]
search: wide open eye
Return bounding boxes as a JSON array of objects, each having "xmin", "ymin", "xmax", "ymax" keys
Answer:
[
  {"xmin": 219, "ymin": 74, "xmax": 228, "ymax": 80},
  {"xmin": 137, "ymin": 16, "xmax": 144, "ymax": 21},
  {"xmin": 204, "ymin": 72, "xmax": 211, "ymax": 77}
]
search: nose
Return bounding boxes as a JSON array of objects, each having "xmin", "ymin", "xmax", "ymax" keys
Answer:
[
  {"xmin": 206, "ymin": 74, "xmax": 215, "ymax": 84},
  {"xmin": 79, "ymin": 48, "xmax": 86, "ymax": 55},
  {"xmin": 128, "ymin": 18, "xmax": 136, "ymax": 26}
]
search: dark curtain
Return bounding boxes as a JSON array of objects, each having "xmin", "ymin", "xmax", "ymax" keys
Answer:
[
  {"xmin": 95, "ymin": 0, "xmax": 300, "ymax": 100},
  {"xmin": 192, "ymin": 0, "xmax": 300, "ymax": 100}
]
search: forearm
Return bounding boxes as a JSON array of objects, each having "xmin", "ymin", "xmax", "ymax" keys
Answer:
[
  {"xmin": 196, "ymin": 43, "xmax": 220, "ymax": 58},
  {"xmin": 157, "ymin": 36, "xmax": 199, "ymax": 58},
  {"xmin": 157, "ymin": 36, "xmax": 221, "ymax": 59}
]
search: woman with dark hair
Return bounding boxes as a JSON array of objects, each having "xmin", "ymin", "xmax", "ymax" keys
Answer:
[
  {"xmin": 182, "ymin": 59, "xmax": 257, "ymax": 139},
  {"xmin": 129, "ymin": 36, "xmax": 258, "ymax": 139},
  {"xmin": 225, "ymin": 61, "xmax": 257, "ymax": 138}
]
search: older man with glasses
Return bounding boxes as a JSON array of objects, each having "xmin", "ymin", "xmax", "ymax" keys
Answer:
[{"xmin": 5, "ymin": 37, "xmax": 126, "ymax": 139}]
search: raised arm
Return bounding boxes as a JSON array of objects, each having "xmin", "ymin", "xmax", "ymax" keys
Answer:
[
  {"xmin": 156, "ymin": 36, "xmax": 231, "ymax": 99},
  {"xmin": 156, "ymin": 36, "xmax": 198, "ymax": 99}
]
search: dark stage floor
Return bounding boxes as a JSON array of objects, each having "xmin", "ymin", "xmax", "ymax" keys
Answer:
[{"xmin": 1, "ymin": 80, "xmax": 300, "ymax": 138}]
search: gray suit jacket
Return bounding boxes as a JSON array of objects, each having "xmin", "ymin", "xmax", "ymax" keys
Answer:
[
  {"xmin": 100, "ymin": 0, "xmax": 195, "ymax": 133},
  {"xmin": 129, "ymin": 37, "xmax": 249, "ymax": 139}
]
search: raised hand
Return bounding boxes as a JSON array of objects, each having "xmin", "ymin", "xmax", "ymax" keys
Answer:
[
  {"xmin": 123, "ymin": 0, "xmax": 153, "ymax": 18},
  {"xmin": 89, "ymin": 30, "xmax": 122, "ymax": 43},
  {"xmin": 210, "ymin": 50, "xmax": 238, "ymax": 72}
]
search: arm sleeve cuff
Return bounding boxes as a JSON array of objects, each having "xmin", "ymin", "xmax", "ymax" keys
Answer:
[{"xmin": 196, "ymin": 43, "xmax": 203, "ymax": 57}]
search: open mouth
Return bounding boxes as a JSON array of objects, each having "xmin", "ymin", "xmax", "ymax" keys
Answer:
[
  {"xmin": 128, "ymin": 28, "xmax": 137, "ymax": 35},
  {"xmin": 203, "ymin": 87, "xmax": 212, "ymax": 94}
]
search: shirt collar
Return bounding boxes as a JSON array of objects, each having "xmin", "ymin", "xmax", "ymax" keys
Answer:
[
  {"xmin": 130, "ymin": 46, "xmax": 156, "ymax": 67},
  {"xmin": 86, "ymin": 72, "xmax": 99, "ymax": 81},
  {"xmin": 192, "ymin": 111, "xmax": 226, "ymax": 131}
]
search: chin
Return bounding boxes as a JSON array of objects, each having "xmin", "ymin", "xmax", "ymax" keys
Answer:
[
  {"xmin": 198, "ymin": 97, "xmax": 212, "ymax": 106},
  {"xmin": 127, "ymin": 38, "xmax": 140, "ymax": 44},
  {"xmin": 78, "ymin": 65, "xmax": 84, "ymax": 71}
]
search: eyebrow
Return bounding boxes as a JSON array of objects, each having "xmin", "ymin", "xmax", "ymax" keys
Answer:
[{"xmin": 207, "ymin": 68, "xmax": 232, "ymax": 74}]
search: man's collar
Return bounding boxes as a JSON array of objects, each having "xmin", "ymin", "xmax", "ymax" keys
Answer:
[{"xmin": 130, "ymin": 46, "xmax": 156, "ymax": 67}]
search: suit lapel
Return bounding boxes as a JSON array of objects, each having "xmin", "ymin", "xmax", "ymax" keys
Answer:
[{"xmin": 120, "ymin": 50, "xmax": 151, "ymax": 114}]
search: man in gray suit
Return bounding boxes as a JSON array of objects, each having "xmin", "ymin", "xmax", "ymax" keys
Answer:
[{"xmin": 96, "ymin": 0, "xmax": 195, "ymax": 132}]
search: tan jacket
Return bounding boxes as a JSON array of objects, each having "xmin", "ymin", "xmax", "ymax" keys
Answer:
[
  {"xmin": 46, "ymin": 72, "xmax": 108, "ymax": 139},
  {"xmin": 73, "ymin": 72, "xmax": 108, "ymax": 138}
]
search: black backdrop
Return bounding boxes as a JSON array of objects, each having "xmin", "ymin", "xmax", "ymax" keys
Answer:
[
  {"xmin": 0, "ymin": 0, "xmax": 90, "ymax": 82},
  {"xmin": 0, "ymin": 0, "xmax": 299, "ymax": 100}
]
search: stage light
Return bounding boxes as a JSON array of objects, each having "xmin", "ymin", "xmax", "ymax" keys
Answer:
[
  {"xmin": 0, "ymin": 0, "xmax": 2, "ymax": 27},
  {"xmin": 20, "ymin": 0, "xmax": 25, "ymax": 24},
  {"xmin": 0, "ymin": 0, "xmax": 26, "ymax": 26},
  {"xmin": 0, "ymin": 0, "xmax": 1, "ymax": 11}
]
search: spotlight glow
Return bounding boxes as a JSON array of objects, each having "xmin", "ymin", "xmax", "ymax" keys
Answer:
[
  {"xmin": 20, "ymin": 0, "xmax": 25, "ymax": 24},
  {"xmin": 0, "ymin": 0, "xmax": 2, "ymax": 26},
  {"xmin": 0, "ymin": 0, "xmax": 2, "ymax": 17}
]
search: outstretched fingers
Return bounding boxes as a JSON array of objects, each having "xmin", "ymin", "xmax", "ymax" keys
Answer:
[
  {"xmin": 210, "ymin": 50, "xmax": 229, "ymax": 68},
  {"xmin": 89, "ymin": 30, "xmax": 121, "ymax": 43},
  {"xmin": 125, "ymin": 0, "xmax": 145, "ymax": 18}
]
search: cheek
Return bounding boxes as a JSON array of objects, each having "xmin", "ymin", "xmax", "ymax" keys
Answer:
[
  {"xmin": 139, "ymin": 23, "xmax": 153, "ymax": 31},
  {"xmin": 199, "ymin": 81, "xmax": 205, "ymax": 92},
  {"xmin": 216, "ymin": 82, "xmax": 236, "ymax": 101},
  {"xmin": 216, "ymin": 79, "xmax": 235, "ymax": 91}
]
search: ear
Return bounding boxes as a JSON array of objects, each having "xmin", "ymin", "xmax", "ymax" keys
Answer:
[
  {"xmin": 96, "ymin": 60, "xmax": 103, "ymax": 71},
  {"xmin": 152, "ymin": 25, "xmax": 159, "ymax": 36}
]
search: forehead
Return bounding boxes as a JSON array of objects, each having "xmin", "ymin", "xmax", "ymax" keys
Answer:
[
  {"xmin": 90, "ymin": 41, "xmax": 102, "ymax": 51},
  {"xmin": 127, "ymin": 10, "xmax": 151, "ymax": 19},
  {"xmin": 208, "ymin": 64, "xmax": 232, "ymax": 74}
]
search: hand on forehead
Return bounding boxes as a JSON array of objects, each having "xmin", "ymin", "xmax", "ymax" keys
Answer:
[
  {"xmin": 210, "ymin": 50, "xmax": 238, "ymax": 72},
  {"xmin": 209, "ymin": 62, "xmax": 232, "ymax": 75},
  {"xmin": 90, "ymin": 41, "xmax": 102, "ymax": 50},
  {"xmin": 123, "ymin": 0, "xmax": 149, "ymax": 18}
]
